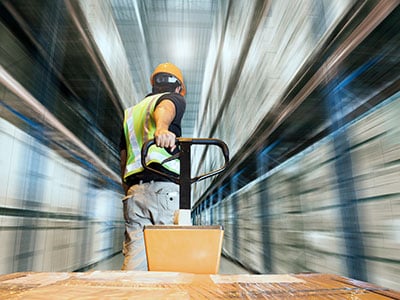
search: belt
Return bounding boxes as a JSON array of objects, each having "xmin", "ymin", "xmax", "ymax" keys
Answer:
[{"xmin": 125, "ymin": 173, "xmax": 169, "ymax": 187}]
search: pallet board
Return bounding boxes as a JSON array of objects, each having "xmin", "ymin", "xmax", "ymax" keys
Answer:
[{"xmin": 0, "ymin": 271, "xmax": 399, "ymax": 299}]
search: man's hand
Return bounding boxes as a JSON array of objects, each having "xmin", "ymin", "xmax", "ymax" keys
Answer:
[{"xmin": 154, "ymin": 128, "xmax": 177, "ymax": 151}]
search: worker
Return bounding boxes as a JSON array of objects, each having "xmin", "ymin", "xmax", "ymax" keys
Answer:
[{"xmin": 119, "ymin": 62, "xmax": 186, "ymax": 270}]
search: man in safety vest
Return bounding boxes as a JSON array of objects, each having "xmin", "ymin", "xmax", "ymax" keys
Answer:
[{"xmin": 119, "ymin": 62, "xmax": 186, "ymax": 270}]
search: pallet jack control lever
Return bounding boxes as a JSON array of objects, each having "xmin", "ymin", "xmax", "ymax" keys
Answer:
[{"xmin": 141, "ymin": 138, "xmax": 229, "ymax": 211}]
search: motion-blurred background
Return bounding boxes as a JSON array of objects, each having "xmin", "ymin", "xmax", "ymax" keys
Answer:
[{"xmin": 0, "ymin": 0, "xmax": 399, "ymax": 291}]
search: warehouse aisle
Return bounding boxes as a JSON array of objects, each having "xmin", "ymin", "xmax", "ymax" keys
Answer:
[{"xmin": 89, "ymin": 252, "xmax": 250, "ymax": 274}]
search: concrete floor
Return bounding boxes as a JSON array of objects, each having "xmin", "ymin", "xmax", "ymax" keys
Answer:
[{"xmin": 90, "ymin": 252, "xmax": 250, "ymax": 274}]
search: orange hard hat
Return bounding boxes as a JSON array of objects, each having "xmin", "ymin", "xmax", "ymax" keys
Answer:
[{"xmin": 150, "ymin": 62, "xmax": 186, "ymax": 96}]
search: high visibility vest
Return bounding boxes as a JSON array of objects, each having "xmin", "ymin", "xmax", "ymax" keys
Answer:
[{"xmin": 123, "ymin": 93, "xmax": 180, "ymax": 180}]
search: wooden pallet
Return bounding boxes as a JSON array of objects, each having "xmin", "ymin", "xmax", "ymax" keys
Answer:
[{"xmin": 0, "ymin": 271, "xmax": 398, "ymax": 299}]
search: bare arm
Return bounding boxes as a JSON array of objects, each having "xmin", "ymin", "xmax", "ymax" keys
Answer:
[{"xmin": 154, "ymin": 99, "xmax": 177, "ymax": 151}]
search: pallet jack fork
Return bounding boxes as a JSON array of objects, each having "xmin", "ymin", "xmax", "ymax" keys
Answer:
[{"xmin": 141, "ymin": 138, "xmax": 229, "ymax": 274}]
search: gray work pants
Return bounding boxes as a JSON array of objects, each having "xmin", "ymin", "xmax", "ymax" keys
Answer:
[{"xmin": 121, "ymin": 181, "xmax": 179, "ymax": 270}]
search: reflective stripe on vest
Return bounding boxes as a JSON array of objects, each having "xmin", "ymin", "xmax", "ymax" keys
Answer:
[{"xmin": 123, "ymin": 93, "xmax": 180, "ymax": 179}]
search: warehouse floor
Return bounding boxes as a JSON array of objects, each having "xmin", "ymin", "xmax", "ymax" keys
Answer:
[{"xmin": 89, "ymin": 252, "xmax": 250, "ymax": 274}]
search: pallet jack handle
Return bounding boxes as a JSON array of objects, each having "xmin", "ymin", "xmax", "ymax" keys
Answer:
[{"xmin": 141, "ymin": 138, "xmax": 229, "ymax": 210}]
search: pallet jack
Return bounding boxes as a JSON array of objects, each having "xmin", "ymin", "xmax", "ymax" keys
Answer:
[{"xmin": 141, "ymin": 138, "xmax": 229, "ymax": 274}]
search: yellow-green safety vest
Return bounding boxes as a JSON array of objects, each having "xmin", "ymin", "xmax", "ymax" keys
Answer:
[{"xmin": 123, "ymin": 93, "xmax": 180, "ymax": 180}]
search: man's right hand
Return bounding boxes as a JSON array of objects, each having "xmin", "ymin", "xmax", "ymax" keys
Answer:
[{"xmin": 154, "ymin": 128, "xmax": 177, "ymax": 151}]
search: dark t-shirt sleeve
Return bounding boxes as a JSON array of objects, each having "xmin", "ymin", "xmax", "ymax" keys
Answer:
[{"xmin": 120, "ymin": 127, "xmax": 126, "ymax": 151}]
